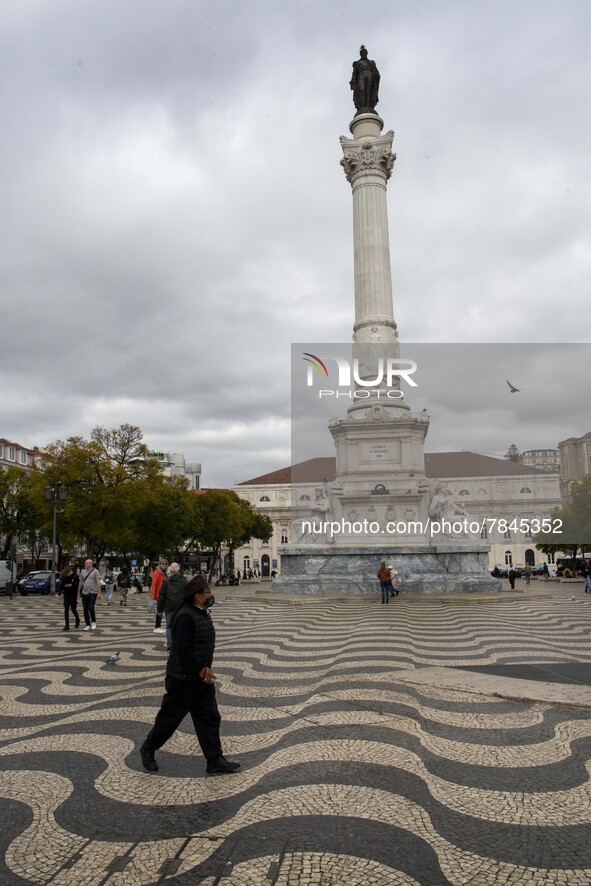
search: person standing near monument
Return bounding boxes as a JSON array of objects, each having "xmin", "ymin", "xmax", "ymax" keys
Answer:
[
  {"xmin": 350, "ymin": 45, "xmax": 380, "ymax": 113},
  {"xmin": 80, "ymin": 558, "xmax": 101, "ymax": 630},
  {"xmin": 387, "ymin": 564, "xmax": 399, "ymax": 597},
  {"xmin": 377, "ymin": 561, "xmax": 391, "ymax": 604},
  {"xmin": 140, "ymin": 574, "xmax": 241, "ymax": 775}
]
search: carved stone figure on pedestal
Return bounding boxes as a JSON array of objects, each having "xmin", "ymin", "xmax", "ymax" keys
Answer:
[
  {"xmin": 428, "ymin": 481, "xmax": 470, "ymax": 538},
  {"xmin": 350, "ymin": 45, "xmax": 380, "ymax": 114}
]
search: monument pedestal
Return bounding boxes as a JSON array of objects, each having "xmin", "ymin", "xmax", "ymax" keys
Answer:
[{"xmin": 273, "ymin": 545, "xmax": 500, "ymax": 595}]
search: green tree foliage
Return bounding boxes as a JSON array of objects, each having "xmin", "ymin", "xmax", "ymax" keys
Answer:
[
  {"xmin": 535, "ymin": 475, "xmax": 591, "ymax": 564},
  {"xmin": 192, "ymin": 490, "xmax": 273, "ymax": 579},
  {"xmin": 0, "ymin": 467, "xmax": 45, "ymax": 558},
  {"xmin": 41, "ymin": 424, "xmax": 165, "ymax": 558},
  {"xmin": 131, "ymin": 475, "xmax": 201, "ymax": 565},
  {"xmin": 504, "ymin": 443, "xmax": 522, "ymax": 463}
]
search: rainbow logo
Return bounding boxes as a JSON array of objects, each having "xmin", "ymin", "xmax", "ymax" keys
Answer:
[{"xmin": 302, "ymin": 352, "xmax": 329, "ymax": 377}]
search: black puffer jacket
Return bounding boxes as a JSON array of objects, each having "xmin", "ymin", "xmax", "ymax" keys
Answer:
[{"xmin": 166, "ymin": 602, "xmax": 216, "ymax": 682}]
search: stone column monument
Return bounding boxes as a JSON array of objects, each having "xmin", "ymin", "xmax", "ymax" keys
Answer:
[{"xmin": 272, "ymin": 48, "xmax": 500, "ymax": 595}]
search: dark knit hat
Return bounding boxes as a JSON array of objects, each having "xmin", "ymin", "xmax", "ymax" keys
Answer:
[{"xmin": 183, "ymin": 574, "xmax": 209, "ymax": 599}]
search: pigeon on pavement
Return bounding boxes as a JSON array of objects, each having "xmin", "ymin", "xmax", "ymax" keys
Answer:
[{"xmin": 105, "ymin": 652, "xmax": 121, "ymax": 664}]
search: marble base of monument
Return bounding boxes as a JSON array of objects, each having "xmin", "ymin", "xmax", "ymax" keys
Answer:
[{"xmin": 272, "ymin": 546, "xmax": 501, "ymax": 595}]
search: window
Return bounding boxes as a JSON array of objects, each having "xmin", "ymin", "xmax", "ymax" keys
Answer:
[
  {"xmin": 503, "ymin": 528, "xmax": 511, "ymax": 540},
  {"xmin": 259, "ymin": 495, "xmax": 270, "ymax": 502},
  {"xmin": 520, "ymin": 487, "xmax": 532, "ymax": 494},
  {"xmin": 0, "ymin": 444, "xmax": 3, "ymax": 458},
  {"xmin": 280, "ymin": 530, "xmax": 288, "ymax": 544},
  {"xmin": 8, "ymin": 447, "xmax": 15, "ymax": 461},
  {"xmin": 300, "ymin": 494, "xmax": 311, "ymax": 501},
  {"xmin": 458, "ymin": 489, "xmax": 470, "ymax": 496},
  {"xmin": 547, "ymin": 553, "xmax": 555, "ymax": 564},
  {"xmin": 480, "ymin": 525, "xmax": 488, "ymax": 539},
  {"xmin": 20, "ymin": 451, "xmax": 27, "ymax": 464},
  {"xmin": 505, "ymin": 550, "xmax": 513, "ymax": 566}
]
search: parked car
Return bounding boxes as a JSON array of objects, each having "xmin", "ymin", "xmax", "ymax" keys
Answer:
[{"xmin": 17, "ymin": 571, "xmax": 60, "ymax": 596}]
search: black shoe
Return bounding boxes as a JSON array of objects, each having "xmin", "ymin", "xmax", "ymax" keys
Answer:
[
  {"xmin": 140, "ymin": 743, "xmax": 159, "ymax": 772},
  {"xmin": 63, "ymin": 626, "xmax": 69, "ymax": 631},
  {"xmin": 206, "ymin": 755, "xmax": 240, "ymax": 775},
  {"xmin": 75, "ymin": 621, "xmax": 80, "ymax": 628}
]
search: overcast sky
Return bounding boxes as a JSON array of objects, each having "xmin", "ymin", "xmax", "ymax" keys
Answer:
[{"xmin": 2, "ymin": 1, "xmax": 590, "ymax": 487}]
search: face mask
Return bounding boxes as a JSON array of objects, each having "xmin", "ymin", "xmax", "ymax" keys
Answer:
[{"xmin": 204, "ymin": 595, "xmax": 215, "ymax": 609}]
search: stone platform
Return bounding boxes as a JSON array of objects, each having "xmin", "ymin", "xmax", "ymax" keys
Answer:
[
  {"xmin": 273, "ymin": 545, "xmax": 501, "ymax": 594},
  {"xmin": 2, "ymin": 583, "xmax": 591, "ymax": 883}
]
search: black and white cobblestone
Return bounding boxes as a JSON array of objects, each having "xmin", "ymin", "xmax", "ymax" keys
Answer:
[{"xmin": 1, "ymin": 585, "xmax": 591, "ymax": 884}]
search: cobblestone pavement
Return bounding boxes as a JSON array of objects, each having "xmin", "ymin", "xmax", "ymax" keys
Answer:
[{"xmin": 1, "ymin": 582, "xmax": 591, "ymax": 885}]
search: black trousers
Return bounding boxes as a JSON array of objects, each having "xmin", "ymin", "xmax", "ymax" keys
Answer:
[
  {"xmin": 63, "ymin": 595, "xmax": 80, "ymax": 628},
  {"xmin": 144, "ymin": 675, "xmax": 222, "ymax": 762}
]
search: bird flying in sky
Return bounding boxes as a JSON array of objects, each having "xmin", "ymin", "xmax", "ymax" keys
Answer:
[{"xmin": 506, "ymin": 380, "xmax": 520, "ymax": 393}]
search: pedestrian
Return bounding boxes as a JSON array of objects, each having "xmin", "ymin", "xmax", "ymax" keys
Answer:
[
  {"xmin": 156, "ymin": 563, "xmax": 187, "ymax": 651},
  {"xmin": 582, "ymin": 560, "xmax": 591, "ymax": 594},
  {"xmin": 151, "ymin": 558, "xmax": 168, "ymax": 634},
  {"xmin": 104, "ymin": 569, "xmax": 115, "ymax": 605},
  {"xmin": 542, "ymin": 563, "xmax": 549, "ymax": 582},
  {"xmin": 508, "ymin": 567, "xmax": 516, "ymax": 590},
  {"xmin": 132, "ymin": 574, "xmax": 143, "ymax": 594},
  {"xmin": 80, "ymin": 558, "xmax": 101, "ymax": 630},
  {"xmin": 117, "ymin": 567, "xmax": 131, "ymax": 606},
  {"xmin": 61, "ymin": 565, "xmax": 80, "ymax": 630},
  {"xmin": 387, "ymin": 564, "xmax": 399, "ymax": 597},
  {"xmin": 140, "ymin": 574, "xmax": 241, "ymax": 776},
  {"xmin": 377, "ymin": 561, "xmax": 391, "ymax": 604},
  {"xmin": 524, "ymin": 563, "xmax": 532, "ymax": 586}
]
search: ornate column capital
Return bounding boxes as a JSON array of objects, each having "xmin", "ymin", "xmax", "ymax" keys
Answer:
[{"xmin": 339, "ymin": 131, "xmax": 396, "ymax": 183}]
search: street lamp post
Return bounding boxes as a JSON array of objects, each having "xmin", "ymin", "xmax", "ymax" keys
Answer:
[{"xmin": 44, "ymin": 482, "xmax": 68, "ymax": 596}]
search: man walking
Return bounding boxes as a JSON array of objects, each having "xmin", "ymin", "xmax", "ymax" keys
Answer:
[
  {"xmin": 156, "ymin": 563, "xmax": 187, "ymax": 650},
  {"xmin": 524, "ymin": 563, "xmax": 532, "ymax": 586},
  {"xmin": 80, "ymin": 558, "xmax": 101, "ymax": 630},
  {"xmin": 140, "ymin": 574, "xmax": 240, "ymax": 775}
]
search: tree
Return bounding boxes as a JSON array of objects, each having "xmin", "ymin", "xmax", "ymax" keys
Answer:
[
  {"xmin": 535, "ymin": 475, "xmax": 591, "ymax": 566},
  {"xmin": 41, "ymin": 424, "xmax": 164, "ymax": 558},
  {"xmin": 130, "ymin": 476, "xmax": 200, "ymax": 565},
  {"xmin": 504, "ymin": 444, "xmax": 522, "ymax": 463},
  {"xmin": 191, "ymin": 490, "xmax": 273, "ymax": 581},
  {"xmin": 225, "ymin": 497, "xmax": 273, "ymax": 573},
  {"xmin": 0, "ymin": 467, "xmax": 45, "ymax": 559}
]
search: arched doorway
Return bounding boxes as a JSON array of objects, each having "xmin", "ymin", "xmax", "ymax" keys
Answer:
[
  {"xmin": 261, "ymin": 554, "xmax": 270, "ymax": 577},
  {"xmin": 525, "ymin": 549, "xmax": 535, "ymax": 566}
]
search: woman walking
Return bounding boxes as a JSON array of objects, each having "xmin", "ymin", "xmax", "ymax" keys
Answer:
[
  {"xmin": 62, "ymin": 565, "xmax": 80, "ymax": 630},
  {"xmin": 80, "ymin": 559, "xmax": 101, "ymax": 630},
  {"xmin": 117, "ymin": 567, "xmax": 131, "ymax": 606}
]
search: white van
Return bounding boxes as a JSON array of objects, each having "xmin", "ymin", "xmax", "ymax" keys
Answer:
[{"xmin": 0, "ymin": 560, "xmax": 14, "ymax": 596}]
